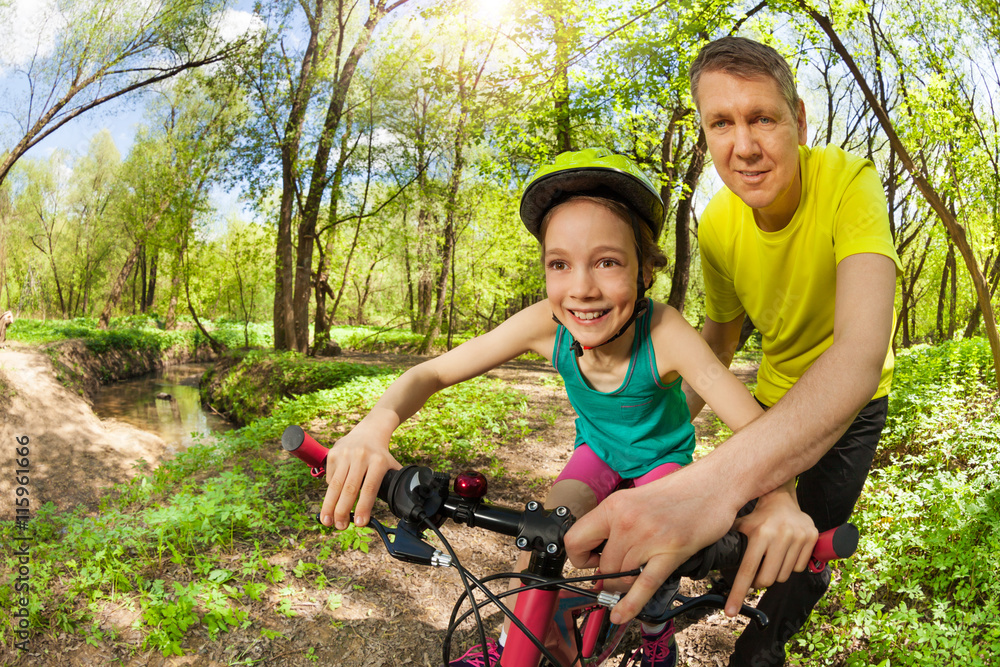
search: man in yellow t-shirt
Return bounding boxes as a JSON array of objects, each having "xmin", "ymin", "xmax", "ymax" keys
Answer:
[
  {"xmin": 565, "ymin": 36, "xmax": 901, "ymax": 666},
  {"xmin": 698, "ymin": 134, "xmax": 902, "ymax": 666},
  {"xmin": 700, "ymin": 141, "xmax": 901, "ymax": 408}
]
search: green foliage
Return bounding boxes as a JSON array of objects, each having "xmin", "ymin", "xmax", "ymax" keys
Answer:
[
  {"xmin": 327, "ymin": 326, "xmax": 471, "ymax": 354},
  {"xmin": 9, "ymin": 316, "xmax": 273, "ymax": 362},
  {"xmin": 203, "ymin": 319, "xmax": 274, "ymax": 349},
  {"xmin": 790, "ymin": 338, "xmax": 1000, "ymax": 665},
  {"xmin": 9, "ymin": 316, "xmax": 192, "ymax": 353},
  {"xmin": 881, "ymin": 339, "xmax": 998, "ymax": 465},
  {"xmin": 201, "ymin": 348, "xmax": 398, "ymax": 425}
]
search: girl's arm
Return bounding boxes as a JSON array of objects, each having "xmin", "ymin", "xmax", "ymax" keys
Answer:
[
  {"xmin": 320, "ymin": 301, "xmax": 557, "ymax": 530},
  {"xmin": 650, "ymin": 304, "xmax": 761, "ymax": 432},
  {"xmin": 651, "ymin": 305, "xmax": 817, "ymax": 608}
]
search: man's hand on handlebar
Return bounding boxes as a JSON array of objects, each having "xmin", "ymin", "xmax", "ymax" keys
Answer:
[
  {"xmin": 565, "ymin": 466, "xmax": 820, "ymax": 624},
  {"xmin": 564, "ymin": 471, "xmax": 738, "ymax": 626},
  {"xmin": 319, "ymin": 426, "xmax": 401, "ymax": 531}
]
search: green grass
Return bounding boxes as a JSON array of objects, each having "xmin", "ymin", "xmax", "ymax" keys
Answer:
[
  {"xmin": 327, "ymin": 325, "xmax": 471, "ymax": 353},
  {"xmin": 791, "ymin": 338, "xmax": 1000, "ymax": 666},
  {"xmin": 5, "ymin": 315, "xmax": 272, "ymax": 354}
]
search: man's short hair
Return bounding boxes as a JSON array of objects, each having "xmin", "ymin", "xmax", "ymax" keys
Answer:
[{"xmin": 689, "ymin": 36, "xmax": 800, "ymax": 118}]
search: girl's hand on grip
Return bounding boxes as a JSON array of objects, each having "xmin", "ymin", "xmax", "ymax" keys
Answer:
[
  {"xmin": 727, "ymin": 486, "xmax": 816, "ymax": 616},
  {"xmin": 319, "ymin": 430, "xmax": 399, "ymax": 530}
]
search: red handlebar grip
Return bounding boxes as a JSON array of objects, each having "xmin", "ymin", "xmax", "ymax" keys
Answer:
[
  {"xmin": 281, "ymin": 425, "xmax": 330, "ymax": 470},
  {"xmin": 812, "ymin": 523, "xmax": 859, "ymax": 563}
]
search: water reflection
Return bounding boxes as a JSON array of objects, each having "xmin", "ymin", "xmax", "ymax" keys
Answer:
[{"xmin": 91, "ymin": 363, "xmax": 231, "ymax": 457}]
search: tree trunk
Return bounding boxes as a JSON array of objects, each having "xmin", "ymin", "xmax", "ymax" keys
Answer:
[
  {"xmin": 667, "ymin": 128, "xmax": 707, "ymax": 314},
  {"xmin": 165, "ymin": 236, "xmax": 186, "ymax": 330},
  {"xmin": 311, "ymin": 106, "xmax": 357, "ymax": 355},
  {"xmin": 32, "ymin": 219, "xmax": 68, "ymax": 317},
  {"xmin": 804, "ymin": 3, "xmax": 1000, "ymax": 390},
  {"xmin": 897, "ymin": 244, "xmax": 930, "ymax": 346},
  {"xmin": 131, "ymin": 258, "xmax": 139, "ymax": 315},
  {"xmin": 936, "ymin": 242, "xmax": 951, "ymax": 340},
  {"xmin": 420, "ymin": 222, "xmax": 456, "ymax": 353},
  {"xmin": 139, "ymin": 245, "xmax": 147, "ymax": 312},
  {"xmin": 355, "ymin": 256, "xmax": 381, "ymax": 325},
  {"xmin": 447, "ymin": 236, "xmax": 458, "ymax": 350},
  {"xmin": 419, "ymin": 28, "xmax": 475, "ymax": 354},
  {"xmin": 99, "ymin": 197, "xmax": 172, "ymax": 329},
  {"xmin": 551, "ymin": 11, "xmax": 573, "ymax": 153},
  {"xmin": 146, "ymin": 251, "xmax": 157, "ymax": 312},
  {"xmin": 290, "ymin": 1, "xmax": 409, "ymax": 353},
  {"xmin": 272, "ymin": 0, "xmax": 329, "ymax": 352},
  {"xmin": 104, "ymin": 242, "xmax": 145, "ymax": 328},
  {"xmin": 415, "ymin": 206, "xmax": 435, "ymax": 333},
  {"xmin": 185, "ymin": 272, "xmax": 225, "ymax": 355},
  {"xmin": 963, "ymin": 251, "xmax": 1000, "ymax": 338},
  {"xmin": 331, "ymin": 219, "xmax": 363, "ymax": 321}
]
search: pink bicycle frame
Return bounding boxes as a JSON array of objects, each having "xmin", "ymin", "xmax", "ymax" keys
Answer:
[
  {"xmin": 500, "ymin": 581, "xmax": 627, "ymax": 666},
  {"xmin": 502, "ymin": 584, "xmax": 561, "ymax": 665}
]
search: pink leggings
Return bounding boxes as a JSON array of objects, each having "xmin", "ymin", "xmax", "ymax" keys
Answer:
[{"xmin": 554, "ymin": 444, "xmax": 683, "ymax": 505}]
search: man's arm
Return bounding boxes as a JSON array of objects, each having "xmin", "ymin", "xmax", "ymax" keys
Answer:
[
  {"xmin": 566, "ymin": 253, "xmax": 897, "ymax": 624},
  {"xmin": 712, "ymin": 253, "xmax": 897, "ymax": 498}
]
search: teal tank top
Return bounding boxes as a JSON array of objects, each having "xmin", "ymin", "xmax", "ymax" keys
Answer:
[{"xmin": 552, "ymin": 303, "xmax": 695, "ymax": 478}]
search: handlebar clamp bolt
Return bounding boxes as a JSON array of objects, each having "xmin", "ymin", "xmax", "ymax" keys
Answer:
[
  {"xmin": 526, "ymin": 501, "xmax": 540, "ymax": 512},
  {"xmin": 546, "ymin": 543, "xmax": 559, "ymax": 554},
  {"xmin": 516, "ymin": 537, "xmax": 529, "ymax": 549},
  {"xmin": 555, "ymin": 506, "xmax": 569, "ymax": 517}
]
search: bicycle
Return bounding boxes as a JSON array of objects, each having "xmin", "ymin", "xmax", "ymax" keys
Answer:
[{"xmin": 280, "ymin": 424, "xmax": 859, "ymax": 666}]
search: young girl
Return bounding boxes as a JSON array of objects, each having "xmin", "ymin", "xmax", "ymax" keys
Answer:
[{"xmin": 320, "ymin": 148, "xmax": 770, "ymax": 667}]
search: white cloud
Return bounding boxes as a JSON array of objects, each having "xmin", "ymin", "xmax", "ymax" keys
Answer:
[
  {"xmin": 214, "ymin": 8, "xmax": 265, "ymax": 43},
  {"xmin": 0, "ymin": 0, "xmax": 65, "ymax": 67}
]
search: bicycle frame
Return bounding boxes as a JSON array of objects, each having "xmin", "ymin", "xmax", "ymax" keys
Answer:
[{"xmin": 506, "ymin": 584, "xmax": 626, "ymax": 666}]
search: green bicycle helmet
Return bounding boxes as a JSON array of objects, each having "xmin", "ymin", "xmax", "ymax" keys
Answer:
[
  {"xmin": 519, "ymin": 147, "xmax": 664, "ymax": 241},
  {"xmin": 520, "ymin": 148, "xmax": 666, "ymax": 357}
]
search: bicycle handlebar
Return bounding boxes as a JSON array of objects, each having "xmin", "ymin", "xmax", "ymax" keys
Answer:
[{"xmin": 281, "ymin": 425, "xmax": 859, "ymax": 626}]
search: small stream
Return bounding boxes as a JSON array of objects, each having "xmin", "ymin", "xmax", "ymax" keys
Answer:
[{"xmin": 91, "ymin": 362, "xmax": 232, "ymax": 457}]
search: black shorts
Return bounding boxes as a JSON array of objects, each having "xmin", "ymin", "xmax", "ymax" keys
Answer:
[{"xmin": 791, "ymin": 395, "xmax": 887, "ymax": 532}]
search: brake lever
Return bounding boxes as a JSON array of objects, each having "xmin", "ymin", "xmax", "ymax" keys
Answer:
[
  {"xmin": 315, "ymin": 512, "xmax": 445, "ymax": 567},
  {"xmin": 637, "ymin": 587, "xmax": 769, "ymax": 629},
  {"xmin": 634, "ymin": 577, "xmax": 681, "ymax": 624},
  {"xmin": 367, "ymin": 517, "xmax": 446, "ymax": 567}
]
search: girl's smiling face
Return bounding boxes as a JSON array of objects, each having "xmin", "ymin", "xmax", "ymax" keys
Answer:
[{"xmin": 542, "ymin": 198, "xmax": 640, "ymax": 351}]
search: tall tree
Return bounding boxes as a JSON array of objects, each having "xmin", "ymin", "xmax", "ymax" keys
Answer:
[
  {"xmin": 418, "ymin": 7, "xmax": 499, "ymax": 352},
  {"xmin": 0, "ymin": 0, "xmax": 252, "ymax": 185},
  {"xmin": 98, "ymin": 74, "xmax": 245, "ymax": 328},
  {"xmin": 66, "ymin": 132, "xmax": 122, "ymax": 317},
  {"xmin": 795, "ymin": 0, "xmax": 1000, "ymax": 388},
  {"xmin": 237, "ymin": 0, "xmax": 411, "ymax": 353}
]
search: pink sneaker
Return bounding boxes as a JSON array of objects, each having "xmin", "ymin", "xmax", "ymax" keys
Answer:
[
  {"xmin": 449, "ymin": 639, "xmax": 502, "ymax": 666},
  {"xmin": 638, "ymin": 622, "xmax": 677, "ymax": 667}
]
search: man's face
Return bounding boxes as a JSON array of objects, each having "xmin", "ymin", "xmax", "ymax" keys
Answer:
[{"xmin": 697, "ymin": 70, "xmax": 808, "ymax": 232}]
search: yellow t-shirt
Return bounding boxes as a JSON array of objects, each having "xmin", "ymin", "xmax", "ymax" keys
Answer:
[{"xmin": 699, "ymin": 144, "xmax": 903, "ymax": 407}]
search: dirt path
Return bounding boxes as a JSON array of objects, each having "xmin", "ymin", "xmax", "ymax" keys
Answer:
[
  {"xmin": 1, "ymin": 346, "xmax": 759, "ymax": 666},
  {"xmin": 0, "ymin": 343, "xmax": 168, "ymax": 520}
]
